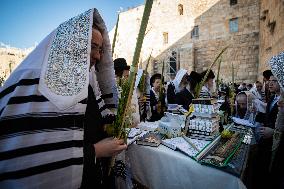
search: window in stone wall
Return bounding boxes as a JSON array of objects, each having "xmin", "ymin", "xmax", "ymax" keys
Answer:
[
  {"xmin": 178, "ymin": 4, "xmax": 184, "ymax": 15},
  {"xmin": 191, "ymin": 26, "xmax": 199, "ymax": 38},
  {"xmin": 230, "ymin": 0, "xmax": 237, "ymax": 6},
  {"xmin": 229, "ymin": 18, "xmax": 238, "ymax": 32},
  {"xmin": 153, "ymin": 60, "xmax": 159, "ymax": 73},
  {"xmin": 169, "ymin": 51, "xmax": 177, "ymax": 76},
  {"xmin": 163, "ymin": 32, "xmax": 168, "ymax": 44}
]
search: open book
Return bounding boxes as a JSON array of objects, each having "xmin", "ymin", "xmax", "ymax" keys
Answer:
[{"xmin": 162, "ymin": 137, "xmax": 212, "ymax": 160}]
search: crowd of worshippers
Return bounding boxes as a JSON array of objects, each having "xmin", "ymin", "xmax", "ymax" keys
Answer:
[
  {"xmin": 113, "ymin": 58, "xmax": 281, "ymax": 122},
  {"xmin": 1, "ymin": 8, "xmax": 283, "ymax": 189},
  {"xmin": 114, "ymin": 56, "xmax": 284, "ymax": 189},
  {"xmin": 114, "ymin": 58, "xmax": 215, "ymax": 121}
]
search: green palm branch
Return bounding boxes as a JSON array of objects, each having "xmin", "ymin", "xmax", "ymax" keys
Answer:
[
  {"xmin": 111, "ymin": 0, "xmax": 154, "ymax": 140},
  {"xmin": 194, "ymin": 46, "xmax": 228, "ymax": 97}
]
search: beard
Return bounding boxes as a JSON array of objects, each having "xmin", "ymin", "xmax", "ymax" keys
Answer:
[{"xmin": 237, "ymin": 107, "xmax": 247, "ymax": 119}]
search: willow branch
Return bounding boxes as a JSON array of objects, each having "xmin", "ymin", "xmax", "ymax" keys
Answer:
[
  {"xmin": 118, "ymin": 0, "xmax": 154, "ymax": 139},
  {"xmin": 195, "ymin": 46, "xmax": 228, "ymax": 97},
  {"xmin": 112, "ymin": 13, "xmax": 120, "ymax": 57}
]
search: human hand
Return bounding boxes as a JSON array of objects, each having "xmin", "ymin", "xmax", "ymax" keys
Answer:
[
  {"xmin": 94, "ymin": 137, "xmax": 127, "ymax": 158},
  {"xmin": 259, "ymin": 127, "xmax": 274, "ymax": 139}
]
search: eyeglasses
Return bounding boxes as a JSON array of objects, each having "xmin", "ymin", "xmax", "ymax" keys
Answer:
[{"xmin": 91, "ymin": 43, "xmax": 104, "ymax": 55}]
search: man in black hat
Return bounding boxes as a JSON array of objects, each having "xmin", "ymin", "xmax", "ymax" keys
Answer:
[
  {"xmin": 199, "ymin": 69, "xmax": 215, "ymax": 98},
  {"xmin": 263, "ymin": 70, "xmax": 273, "ymax": 102},
  {"xmin": 114, "ymin": 58, "xmax": 130, "ymax": 98},
  {"xmin": 114, "ymin": 58, "xmax": 130, "ymax": 79},
  {"xmin": 149, "ymin": 73, "xmax": 165, "ymax": 121},
  {"xmin": 176, "ymin": 71, "xmax": 202, "ymax": 110}
]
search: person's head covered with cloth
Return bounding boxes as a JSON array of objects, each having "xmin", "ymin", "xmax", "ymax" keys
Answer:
[
  {"xmin": 0, "ymin": 9, "xmax": 127, "ymax": 188},
  {"xmin": 235, "ymin": 91, "xmax": 256, "ymax": 120},
  {"xmin": 269, "ymin": 51, "xmax": 284, "ymax": 130},
  {"xmin": 0, "ymin": 9, "xmax": 117, "ymax": 119}
]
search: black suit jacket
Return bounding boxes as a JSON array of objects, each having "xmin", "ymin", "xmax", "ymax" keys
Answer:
[
  {"xmin": 176, "ymin": 88, "xmax": 194, "ymax": 110},
  {"xmin": 265, "ymin": 95, "xmax": 279, "ymax": 129},
  {"xmin": 257, "ymin": 95, "xmax": 279, "ymax": 151},
  {"xmin": 149, "ymin": 89, "xmax": 165, "ymax": 121},
  {"xmin": 166, "ymin": 83, "xmax": 176, "ymax": 104}
]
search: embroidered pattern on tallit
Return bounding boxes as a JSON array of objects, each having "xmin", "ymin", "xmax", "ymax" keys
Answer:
[
  {"xmin": 270, "ymin": 51, "xmax": 284, "ymax": 91},
  {"xmin": 44, "ymin": 10, "xmax": 91, "ymax": 96}
]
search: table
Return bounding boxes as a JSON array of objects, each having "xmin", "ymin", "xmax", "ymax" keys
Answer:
[{"xmin": 126, "ymin": 143, "xmax": 247, "ymax": 189}]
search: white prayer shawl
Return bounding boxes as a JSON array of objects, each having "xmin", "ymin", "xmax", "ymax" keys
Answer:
[
  {"xmin": 199, "ymin": 85, "xmax": 212, "ymax": 98},
  {"xmin": 235, "ymin": 91, "xmax": 256, "ymax": 122},
  {"xmin": 0, "ymin": 9, "xmax": 117, "ymax": 120},
  {"xmin": 269, "ymin": 51, "xmax": 284, "ymax": 91},
  {"xmin": 172, "ymin": 69, "xmax": 187, "ymax": 93},
  {"xmin": 250, "ymin": 88, "xmax": 264, "ymax": 101},
  {"xmin": 139, "ymin": 71, "xmax": 152, "ymax": 120},
  {"xmin": 0, "ymin": 8, "xmax": 117, "ymax": 188},
  {"xmin": 269, "ymin": 52, "xmax": 284, "ymax": 167},
  {"xmin": 151, "ymin": 87, "xmax": 159, "ymax": 101}
]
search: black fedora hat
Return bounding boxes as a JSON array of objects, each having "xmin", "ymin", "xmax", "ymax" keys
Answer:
[
  {"xmin": 187, "ymin": 71, "xmax": 202, "ymax": 83},
  {"xmin": 114, "ymin": 58, "xmax": 130, "ymax": 71}
]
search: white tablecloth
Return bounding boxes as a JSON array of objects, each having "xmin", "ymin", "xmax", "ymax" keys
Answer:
[{"xmin": 126, "ymin": 143, "xmax": 247, "ymax": 189}]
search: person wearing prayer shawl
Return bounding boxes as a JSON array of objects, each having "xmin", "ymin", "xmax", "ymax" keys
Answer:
[
  {"xmin": 251, "ymin": 81, "xmax": 266, "ymax": 102},
  {"xmin": 166, "ymin": 69, "xmax": 188, "ymax": 104},
  {"xmin": 234, "ymin": 91, "xmax": 256, "ymax": 121},
  {"xmin": 149, "ymin": 73, "xmax": 165, "ymax": 121},
  {"xmin": 263, "ymin": 70, "xmax": 273, "ymax": 102},
  {"xmin": 0, "ymin": 9, "xmax": 127, "ymax": 188},
  {"xmin": 252, "ymin": 57, "xmax": 282, "ymax": 189},
  {"xmin": 137, "ymin": 69, "xmax": 152, "ymax": 122},
  {"xmin": 268, "ymin": 51, "xmax": 284, "ymax": 189},
  {"xmin": 112, "ymin": 69, "xmax": 144, "ymax": 189},
  {"xmin": 113, "ymin": 58, "xmax": 130, "ymax": 98},
  {"xmin": 176, "ymin": 71, "xmax": 202, "ymax": 110},
  {"xmin": 199, "ymin": 69, "xmax": 216, "ymax": 98}
]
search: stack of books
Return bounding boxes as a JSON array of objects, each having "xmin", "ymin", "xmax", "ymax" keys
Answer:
[{"xmin": 188, "ymin": 98, "xmax": 220, "ymax": 140}]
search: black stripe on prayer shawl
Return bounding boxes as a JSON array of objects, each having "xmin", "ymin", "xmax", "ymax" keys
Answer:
[
  {"xmin": 0, "ymin": 157, "xmax": 83, "ymax": 181},
  {"xmin": 0, "ymin": 78, "xmax": 39, "ymax": 100},
  {"xmin": 101, "ymin": 93, "xmax": 113, "ymax": 99},
  {"xmin": 0, "ymin": 111, "xmax": 83, "ymax": 119},
  {"xmin": 0, "ymin": 140, "xmax": 83, "ymax": 161},
  {"xmin": 0, "ymin": 127, "xmax": 83, "ymax": 140},
  {"xmin": 79, "ymin": 98, "xmax": 87, "ymax": 104},
  {"xmin": 96, "ymin": 97, "xmax": 103, "ymax": 104},
  {"xmin": 0, "ymin": 115, "xmax": 84, "ymax": 136},
  {"xmin": 0, "ymin": 97, "xmax": 87, "ymax": 115},
  {"xmin": 7, "ymin": 95, "xmax": 48, "ymax": 104},
  {"xmin": 99, "ymin": 104, "xmax": 107, "ymax": 112}
]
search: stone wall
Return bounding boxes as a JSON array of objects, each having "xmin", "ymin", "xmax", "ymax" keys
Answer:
[
  {"xmin": 193, "ymin": 0, "xmax": 260, "ymax": 83},
  {"xmin": 0, "ymin": 47, "xmax": 31, "ymax": 82},
  {"xmin": 259, "ymin": 0, "xmax": 284, "ymax": 80},
  {"xmin": 154, "ymin": 0, "xmax": 260, "ymax": 83},
  {"xmin": 110, "ymin": 0, "xmax": 220, "ymax": 69},
  {"xmin": 111, "ymin": 0, "xmax": 263, "ymax": 84}
]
